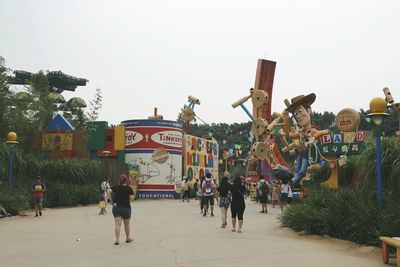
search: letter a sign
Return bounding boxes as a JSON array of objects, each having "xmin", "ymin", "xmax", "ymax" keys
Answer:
[{"xmin": 333, "ymin": 133, "xmax": 343, "ymax": 144}]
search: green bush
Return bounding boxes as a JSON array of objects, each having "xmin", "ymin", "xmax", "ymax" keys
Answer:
[
  {"xmin": 358, "ymin": 137, "xmax": 400, "ymax": 189},
  {"xmin": 280, "ymin": 137, "xmax": 400, "ymax": 246},
  {"xmin": 338, "ymin": 158, "xmax": 356, "ymax": 186},
  {"xmin": 0, "ymin": 145, "xmax": 103, "ymax": 213},
  {"xmin": 0, "ymin": 186, "xmax": 31, "ymax": 215},
  {"xmin": 281, "ymin": 186, "xmax": 381, "ymax": 245},
  {"xmin": 310, "ymin": 166, "xmax": 331, "ymax": 183},
  {"xmin": 45, "ymin": 183, "xmax": 98, "ymax": 207}
]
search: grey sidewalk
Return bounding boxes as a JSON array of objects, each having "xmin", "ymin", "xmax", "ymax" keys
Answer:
[{"xmin": 0, "ymin": 199, "xmax": 388, "ymax": 267}]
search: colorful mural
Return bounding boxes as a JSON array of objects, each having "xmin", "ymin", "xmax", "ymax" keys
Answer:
[
  {"xmin": 183, "ymin": 134, "xmax": 219, "ymax": 182},
  {"xmin": 122, "ymin": 119, "xmax": 183, "ymax": 199},
  {"xmin": 42, "ymin": 132, "xmax": 73, "ymax": 151}
]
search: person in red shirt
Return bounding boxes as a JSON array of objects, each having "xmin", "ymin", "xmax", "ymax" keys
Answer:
[{"xmin": 32, "ymin": 176, "xmax": 46, "ymax": 217}]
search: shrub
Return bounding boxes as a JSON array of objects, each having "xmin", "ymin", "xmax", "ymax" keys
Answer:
[
  {"xmin": 338, "ymin": 158, "xmax": 356, "ymax": 186},
  {"xmin": 310, "ymin": 166, "xmax": 331, "ymax": 183},
  {"xmin": 280, "ymin": 136, "xmax": 400, "ymax": 246},
  {"xmin": 0, "ymin": 145, "xmax": 103, "ymax": 213},
  {"xmin": 0, "ymin": 186, "xmax": 31, "ymax": 215},
  {"xmin": 280, "ymin": 187, "xmax": 381, "ymax": 245},
  {"xmin": 45, "ymin": 183, "xmax": 98, "ymax": 208},
  {"xmin": 358, "ymin": 137, "xmax": 400, "ymax": 189}
]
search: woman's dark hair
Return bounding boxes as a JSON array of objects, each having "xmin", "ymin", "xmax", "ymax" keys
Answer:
[
  {"xmin": 232, "ymin": 176, "xmax": 242, "ymax": 188},
  {"xmin": 231, "ymin": 176, "xmax": 245, "ymax": 195},
  {"xmin": 221, "ymin": 176, "xmax": 229, "ymax": 184},
  {"xmin": 219, "ymin": 176, "xmax": 229, "ymax": 190},
  {"xmin": 103, "ymin": 176, "xmax": 110, "ymax": 181}
]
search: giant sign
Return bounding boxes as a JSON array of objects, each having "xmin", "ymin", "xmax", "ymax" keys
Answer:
[
  {"xmin": 183, "ymin": 134, "xmax": 219, "ymax": 182},
  {"xmin": 122, "ymin": 119, "xmax": 183, "ymax": 199}
]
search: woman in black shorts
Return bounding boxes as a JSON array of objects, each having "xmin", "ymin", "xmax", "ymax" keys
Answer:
[
  {"xmin": 229, "ymin": 176, "xmax": 246, "ymax": 233},
  {"xmin": 110, "ymin": 174, "xmax": 134, "ymax": 245},
  {"xmin": 217, "ymin": 176, "xmax": 230, "ymax": 228}
]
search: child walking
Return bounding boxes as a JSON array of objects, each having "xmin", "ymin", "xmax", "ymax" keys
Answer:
[
  {"xmin": 271, "ymin": 181, "xmax": 280, "ymax": 208},
  {"xmin": 98, "ymin": 189, "xmax": 106, "ymax": 215},
  {"xmin": 280, "ymin": 180, "xmax": 290, "ymax": 211}
]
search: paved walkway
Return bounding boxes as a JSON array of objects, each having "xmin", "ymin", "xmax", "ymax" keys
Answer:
[{"xmin": 0, "ymin": 199, "xmax": 389, "ymax": 267}]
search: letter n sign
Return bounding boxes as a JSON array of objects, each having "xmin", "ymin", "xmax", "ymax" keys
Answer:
[
  {"xmin": 320, "ymin": 134, "xmax": 332, "ymax": 144},
  {"xmin": 355, "ymin": 131, "xmax": 365, "ymax": 142}
]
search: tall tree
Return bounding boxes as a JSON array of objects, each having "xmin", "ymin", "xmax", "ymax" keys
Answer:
[
  {"xmin": 0, "ymin": 56, "xmax": 12, "ymax": 137},
  {"xmin": 312, "ymin": 111, "xmax": 336, "ymax": 130},
  {"xmin": 87, "ymin": 88, "xmax": 103, "ymax": 122}
]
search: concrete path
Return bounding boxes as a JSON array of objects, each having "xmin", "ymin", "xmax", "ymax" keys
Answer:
[{"xmin": 0, "ymin": 199, "xmax": 390, "ymax": 267}]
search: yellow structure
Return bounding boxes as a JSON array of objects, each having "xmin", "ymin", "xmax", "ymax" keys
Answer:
[
  {"xmin": 113, "ymin": 125, "xmax": 125, "ymax": 150},
  {"xmin": 42, "ymin": 132, "xmax": 73, "ymax": 151}
]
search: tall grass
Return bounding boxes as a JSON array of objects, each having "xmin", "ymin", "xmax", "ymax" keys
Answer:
[
  {"xmin": 280, "ymin": 137, "xmax": 400, "ymax": 246},
  {"xmin": 0, "ymin": 144, "xmax": 103, "ymax": 213},
  {"xmin": 358, "ymin": 137, "xmax": 400, "ymax": 189}
]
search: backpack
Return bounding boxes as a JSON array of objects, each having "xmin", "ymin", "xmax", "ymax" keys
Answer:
[
  {"xmin": 260, "ymin": 182, "xmax": 268, "ymax": 196},
  {"xmin": 204, "ymin": 180, "xmax": 212, "ymax": 194}
]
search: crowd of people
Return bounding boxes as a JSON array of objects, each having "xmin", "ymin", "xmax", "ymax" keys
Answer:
[
  {"xmin": 177, "ymin": 172, "xmax": 292, "ymax": 233},
  {"xmin": 1, "ymin": 171, "xmax": 292, "ymax": 245},
  {"xmin": 256, "ymin": 178, "xmax": 293, "ymax": 212}
]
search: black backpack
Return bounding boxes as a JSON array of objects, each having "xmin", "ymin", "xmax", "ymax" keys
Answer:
[{"xmin": 260, "ymin": 183, "xmax": 269, "ymax": 196}]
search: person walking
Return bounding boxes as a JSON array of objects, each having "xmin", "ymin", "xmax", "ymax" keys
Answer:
[
  {"xmin": 257, "ymin": 176, "xmax": 269, "ymax": 213},
  {"xmin": 181, "ymin": 178, "xmax": 190, "ymax": 202},
  {"xmin": 98, "ymin": 189, "xmax": 106, "ymax": 215},
  {"xmin": 193, "ymin": 178, "xmax": 199, "ymax": 200},
  {"xmin": 101, "ymin": 176, "xmax": 111, "ymax": 213},
  {"xmin": 32, "ymin": 176, "xmax": 46, "ymax": 217},
  {"xmin": 217, "ymin": 176, "xmax": 230, "ymax": 228},
  {"xmin": 198, "ymin": 176, "xmax": 205, "ymax": 214},
  {"xmin": 110, "ymin": 174, "xmax": 134, "ymax": 245},
  {"xmin": 202, "ymin": 173, "xmax": 217, "ymax": 216},
  {"xmin": 280, "ymin": 179, "xmax": 290, "ymax": 211},
  {"xmin": 229, "ymin": 176, "xmax": 246, "ymax": 233},
  {"xmin": 271, "ymin": 181, "xmax": 280, "ymax": 208}
]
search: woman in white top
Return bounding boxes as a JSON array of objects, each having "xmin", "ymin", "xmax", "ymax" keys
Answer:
[
  {"xmin": 280, "ymin": 181, "xmax": 290, "ymax": 211},
  {"xmin": 101, "ymin": 176, "xmax": 111, "ymax": 212}
]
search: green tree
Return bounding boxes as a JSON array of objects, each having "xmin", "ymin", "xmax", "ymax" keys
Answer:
[
  {"xmin": 87, "ymin": 88, "xmax": 103, "ymax": 122},
  {"xmin": 312, "ymin": 111, "xmax": 336, "ymax": 130},
  {"xmin": 0, "ymin": 56, "xmax": 13, "ymax": 137},
  {"xmin": 6, "ymin": 71, "xmax": 60, "ymax": 151},
  {"xmin": 29, "ymin": 71, "xmax": 56, "ymax": 129}
]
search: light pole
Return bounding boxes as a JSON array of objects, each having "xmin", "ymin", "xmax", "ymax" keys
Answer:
[
  {"xmin": 366, "ymin": 97, "xmax": 389, "ymax": 209},
  {"xmin": 6, "ymin": 132, "xmax": 18, "ymax": 190}
]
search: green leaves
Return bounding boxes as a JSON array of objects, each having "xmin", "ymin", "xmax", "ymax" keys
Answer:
[
  {"xmin": 0, "ymin": 143, "xmax": 103, "ymax": 213},
  {"xmin": 281, "ymin": 188, "xmax": 380, "ymax": 245},
  {"xmin": 358, "ymin": 137, "xmax": 400, "ymax": 189},
  {"xmin": 281, "ymin": 137, "xmax": 400, "ymax": 246}
]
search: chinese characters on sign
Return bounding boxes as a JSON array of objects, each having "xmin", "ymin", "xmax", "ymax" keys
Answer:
[{"xmin": 317, "ymin": 131, "xmax": 371, "ymax": 156}]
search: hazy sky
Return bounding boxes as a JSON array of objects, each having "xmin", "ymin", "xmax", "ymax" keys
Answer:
[{"xmin": 1, "ymin": 0, "xmax": 399, "ymax": 125}]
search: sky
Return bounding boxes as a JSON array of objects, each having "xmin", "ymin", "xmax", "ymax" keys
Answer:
[{"xmin": 1, "ymin": 0, "xmax": 399, "ymax": 125}]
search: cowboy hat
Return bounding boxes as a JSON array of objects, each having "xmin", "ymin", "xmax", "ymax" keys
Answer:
[{"xmin": 285, "ymin": 93, "xmax": 316, "ymax": 113}]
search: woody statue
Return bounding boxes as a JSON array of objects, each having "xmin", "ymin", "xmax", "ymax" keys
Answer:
[{"xmin": 283, "ymin": 93, "xmax": 330, "ymax": 186}]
